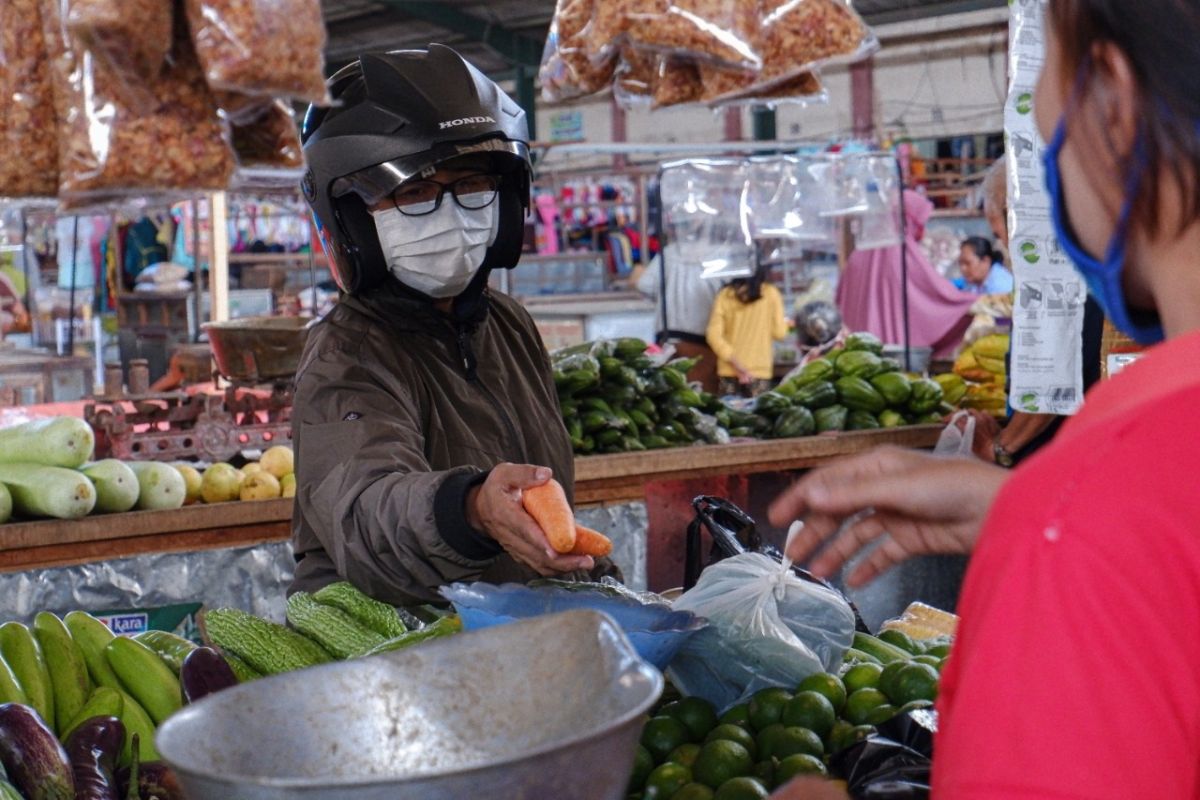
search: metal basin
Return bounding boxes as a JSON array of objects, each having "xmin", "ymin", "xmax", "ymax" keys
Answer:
[
  {"xmin": 202, "ymin": 316, "xmax": 313, "ymax": 383},
  {"xmin": 156, "ymin": 610, "xmax": 663, "ymax": 800}
]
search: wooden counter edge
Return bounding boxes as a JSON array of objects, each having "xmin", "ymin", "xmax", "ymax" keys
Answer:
[{"xmin": 0, "ymin": 427, "xmax": 944, "ymax": 565}]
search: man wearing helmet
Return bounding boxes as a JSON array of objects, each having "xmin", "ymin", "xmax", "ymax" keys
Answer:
[{"xmin": 292, "ymin": 45, "xmax": 614, "ymax": 605}]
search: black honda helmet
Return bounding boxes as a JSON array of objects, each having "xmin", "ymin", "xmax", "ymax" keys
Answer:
[{"xmin": 301, "ymin": 45, "xmax": 532, "ymax": 294}]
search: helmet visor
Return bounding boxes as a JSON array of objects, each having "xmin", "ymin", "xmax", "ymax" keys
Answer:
[{"xmin": 331, "ymin": 138, "xmax": 529, "ymax": 207}]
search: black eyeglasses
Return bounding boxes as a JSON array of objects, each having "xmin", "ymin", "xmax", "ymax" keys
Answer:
[{"xmin": 391, "ymin": 174, "xmax": 500, "ymax": 217}]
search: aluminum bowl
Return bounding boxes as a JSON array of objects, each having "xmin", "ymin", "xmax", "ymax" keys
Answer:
[{"xmin": 155, "ymin": 610, "xmax": 663, "ymax": 800}]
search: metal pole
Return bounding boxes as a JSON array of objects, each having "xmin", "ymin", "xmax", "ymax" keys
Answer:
[
  {"xmin": 20, "ymin": 210, "xmax": 33, "ymax": 344},
  {"xmin": 67, "ymin": 216, "xmax": 79, "ymax": 353},
  {"xmin": 895, "ymin": 158, "xmax": 912, "ymax": 372},
  {"xmin": 192, "ymin": 199, "xmax": 203, "ymax": 341}
]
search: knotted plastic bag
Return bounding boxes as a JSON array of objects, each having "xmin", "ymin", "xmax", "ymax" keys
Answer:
[{"xmin": 668, "ymin": 544, "xmax": 856, "ymax": 711}]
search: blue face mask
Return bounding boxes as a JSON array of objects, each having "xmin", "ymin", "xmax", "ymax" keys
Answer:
[{"xmin": 1042, "ymin": 118, "xmax": 1165, "ymax": 344}]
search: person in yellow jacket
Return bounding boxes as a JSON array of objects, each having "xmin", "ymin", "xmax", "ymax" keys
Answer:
[{"xmin": 706, "ymin": 266, "xmax": 790, "ymax": 397}]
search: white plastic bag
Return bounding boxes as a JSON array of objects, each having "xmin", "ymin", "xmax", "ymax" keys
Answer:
[
  {"xmin": 667, "ymin": 551, "xmax": 856, "ymax": 711},
  {"xmin": 934, "ymin": 409, "xmax": 976, "ymax": 458}
]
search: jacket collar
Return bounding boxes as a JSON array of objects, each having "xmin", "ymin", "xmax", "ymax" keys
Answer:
[{"xmin": 341, "ymin": 275, "xmax": 491, "ymax": 333}]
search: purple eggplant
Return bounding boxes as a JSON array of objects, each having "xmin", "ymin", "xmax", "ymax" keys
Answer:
[
  {"xmin": 0, "ymin": 702, "xmax": 74, "ymax": 800},
  {"xmin": 179, "ymin": 647, "xmax": 238, "ymax": 704},
  {"xmin": 65, "ymin": 716, "xmax": 124, "ymax": 800},
  {"xmin": 115, "ymin": 762, "xmax": 185, "ymax": 800}
]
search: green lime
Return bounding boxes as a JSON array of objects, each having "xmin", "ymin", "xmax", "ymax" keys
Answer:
[
  {"xmin": 642, "ymin": 716, "xmax": 691, "ymax": 762},
  {"xmin": 877, "ymin": 661, "xmax": 908, "ymax": 704},
  {"xmin": 844, "ymin": 688, "xmax": 889, "ymax": 725},
  {"xmin": 913, "ymin": 654, "xmax": 941, "ymax": 669},
  {"xmin": 718, "ymin": 704, "xmax": 752, "ymax": 731},
  {"xmin": 666, "ymin": 697, "xmax": 720, "ymax": 742},
  {"xmin": 780, "ymin": 692, "xmax": 835, "ymax": 739},
  {"xmin": 751, "ymin": 760, "xmax": 775, "ymax": 790},
  {"xmin": 669, "ymin": 743, "xmax": 702, "ymax": 769},
  {"xmin": 644, "ymin": 762, "xmax": 691, "ymax": 799},
  {"xmin": 754, "ymin": 724, "xmax": 786, "ymax": 760},
  {"xmin": 841, "ymin": 663, "xmax": 883, "ymax": 695},
  {"xmin": 891, "ymin": 663, "xmax": 940, "ymax": 705},
  {"xmin": 876, "ymin": 629, "xmax": 918, "ymax": 655},
  {"xmin": 693, "ymin": 740, "xmax": 754, "ymax": 789},
  {"xmin": 712, "ymin": 776, "xmax": 769, "ymax": 800},
  {"xmin": 628, "ymin": 745, "xmax": 655, "ymax": 792},
  {"xmin": 864, "ymin": 703, "xmax": 899, "ymax": 725},
  {"xmin": 925, "ymin": 643, "xmax": 952, "ymax": 658},
  {"xmin": 747, "ymin": 687, "xmax": 793, "ymax": 732},
  {"xmin": 796, "ymin": 673, "xmax": 847, "ymax": 715},
  {"xmin": 704, "ymin": 724, "xmax": 758, "ymax": 761},
  {"xmin": 775, "ymin": 753, "xmax": 828, "ymax": 784},
  {"xmin": 672, "ymin": 783, "xmax": 716, "ymax": 800},
  {"xmin": 760, "ymin": 726, "xmax": 823, "ymax": 761},
  {"xmin": 827, "ymin": 720, "xmax": 873, "ymax": 753}
]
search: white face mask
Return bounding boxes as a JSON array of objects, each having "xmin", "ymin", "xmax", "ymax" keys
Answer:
[{"xmin": 371, "ymin": 199, "xmax": 499, "ymax": 298}]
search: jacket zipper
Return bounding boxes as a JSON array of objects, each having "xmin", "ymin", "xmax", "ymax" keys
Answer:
[{"xmin": 455, "ymin": 324, "xmax": 528, "ymax": 462}]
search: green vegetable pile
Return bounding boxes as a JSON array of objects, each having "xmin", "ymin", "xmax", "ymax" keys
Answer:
[
  {"xmin": 767, "ymin": 332, "xmax": 952, "ymax": 435},
  {"xmin": 553, "ymin": 339, "xmax": 743, "ymax": 455}
]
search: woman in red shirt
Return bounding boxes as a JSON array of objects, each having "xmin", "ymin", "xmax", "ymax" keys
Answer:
[{"xmin": 770, "ymin": 1, "xmax": 1200, "ymax": 797}]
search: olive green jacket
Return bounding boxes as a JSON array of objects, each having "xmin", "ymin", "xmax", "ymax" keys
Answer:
[{"xmin": 289, "ymin": 283, "xmax": 604, "ymax": 606}]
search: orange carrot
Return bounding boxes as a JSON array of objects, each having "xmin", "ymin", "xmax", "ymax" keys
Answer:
[
  {"xmin": 521, "ymin": 479, "xmax": 576, "ymax": 553},
  {"xmin": 570, "ymin": 524, "xmax": 613, "ymax": 557}
]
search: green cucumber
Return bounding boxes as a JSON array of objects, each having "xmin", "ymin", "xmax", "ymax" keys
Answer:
[
  {"xmin": 0, "ymin": 622, "xmax": 55, "ymax": 729},
  {"xmin": 0, "ymin": 483, "xmax": 10, "ymax": 524},
  {"xmin": 33, "ymin": 612, "xmax": 93, "ymax": 734},
  {"xmin": 104, "ymin": 637, "xmax": 182, "ymax": 725},
  {"xmin": 80, "ymin": 460, "xmax": 139, "ymax": 513},
  {"xmin": 0, "ymin": 416, "xmax": 94, "ymax": 468},
  {"xmin": 63, "ymin": 611, "xmax": 122, "ymax": 689},
  {"xmin": 60, "ymin": 686, "xmax": 123, "ymax": 742},
  {"xmin": 126, "ymin": 462, "xmax": 186, "ymax": 511},
  {"xmin": 132, "ymin": 630, "xmax": 198, "ymax": 676},
  {"xmin": 852, "ymin": 632, "xmax": 914, "ymax": 665},
  {"xmin": 0, "ymin": 463, "xmax": 96, "ymax": 520}
]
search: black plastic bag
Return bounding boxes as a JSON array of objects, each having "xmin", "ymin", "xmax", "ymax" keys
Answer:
[{"xmin": 830, "ymin": 709, "xmax": 937, "ymax": 799}]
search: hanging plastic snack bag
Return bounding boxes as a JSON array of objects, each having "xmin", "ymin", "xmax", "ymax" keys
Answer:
[
  {"xmin": 183, "ymin": 0, "xmax": 329, "ymax": 104},
  {"xmin": 588, "ymin": 0, "xmax": 668, "ymax": 64},
  {"xmin": 756, "ymin": 0, "xmax": 876, "ymax": 87},
  {"xmin": 629, "ymin": 0, "xmax": 761, "ymax": 71},
  {"xmin": 539, "ymin": 0, "xmax": 617, "ymax": 102},
  {"xmin": 226, "ymin": 98, "xmax": 304, "ymax": 170},
  {"xmin": 614, "ymin": 46, "xmax": 657, "ymax": 107},
  {"xmin": 653, "ymin": 56, "xmax": 704, "ymax": 108},
  {"xmin": 42, "ymin": 0, "xmax": 236, "ymax": 206},
  {"xmin": 66, "ymin": 0, "xmax": 172, "ymax": 81},
  {"xmin": 668, "ymin": 550, "xmax": 857, "ymax": 711},
  {"xmin": 0, "ymin": 0, "xmax": 59, "ymax": 197},
  {"xmin": 697, "ymin": 60, "xmax": 826, "ymax": 106}
]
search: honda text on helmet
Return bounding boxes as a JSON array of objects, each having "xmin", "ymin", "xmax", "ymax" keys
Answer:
[{"xmin": 300, "ymin": 45, "xmax": 532, "ymax": 296}]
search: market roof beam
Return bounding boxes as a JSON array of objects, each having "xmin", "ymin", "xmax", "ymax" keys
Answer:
[
  {"xmin": 370, "ymin": 1, "xmax": 545, "ymax": 68},
  {"xmin": 861, "ymin": 0, "xmax": 1005, "ymax": 26}
]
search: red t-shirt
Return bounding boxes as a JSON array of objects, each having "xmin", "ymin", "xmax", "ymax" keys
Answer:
[{"xmin": 933, "ymin": 329, "xmax": 1200, "ymax": 799}]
